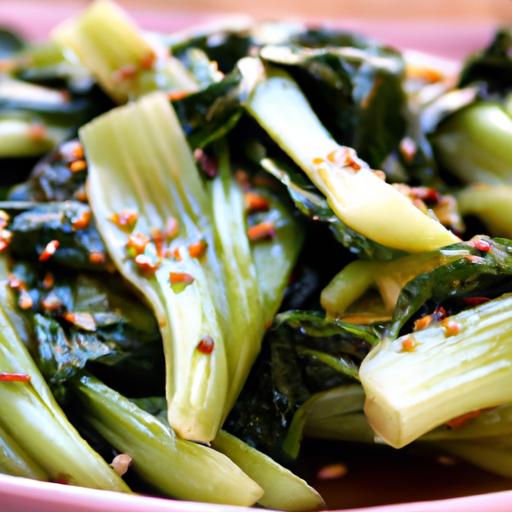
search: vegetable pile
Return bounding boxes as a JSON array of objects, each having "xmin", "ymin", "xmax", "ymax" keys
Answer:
[{"xmin": 0, "ymin": 1, "xmax": 511, "ymax": 509}]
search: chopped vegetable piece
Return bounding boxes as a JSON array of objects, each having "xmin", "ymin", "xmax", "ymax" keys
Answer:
[
  {"xmin": 241, "ymin": 59, "xmax": 459, "ymax": 252},
  {"xmin": 361, "ymin": 293, "xmax": 512, "ymax": 448}
]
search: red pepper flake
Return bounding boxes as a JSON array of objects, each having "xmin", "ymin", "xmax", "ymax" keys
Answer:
[
  {"xmin": 140, "ymin": 51, "xmax": 157, "ymax": 70},
  {"xmin": 196, "ymin": 335, "xmax": 214, "ymax": 355},
  {"xmin": 42, "ymin": 272, "xmax": 55, "ymax": 290},
  {"xmin": 399, "ymin": 137, "xmax": 417, "ymax": 163},
  {"xmin": 62, "ymin": 312, "xmax": 97, "ymax": 332},
  {"xmin": 18, "ymin": 290, "xmax": 33, "ymax": 310},
  {"xmin": 0, "ymin": 372, "xmax": 31, "ymax": 383},
  {"xmin": 462, "ymin": 296, "xmax": 490, "ymax": 307},
  {"xmin": 235, "ymin": 170, "xmax": 251, "ymax": 191},
  {"xmin": 317, "ymin": 463, "xmax": 348, "ymax": 480},
  {"xmin": 326, "ymin": 148, "xmax": 362, "ymax": 171},
  {"xmin": 134, "ymin": 254, "xmax": 160, "ymax": 276},
  {"xmin": 72, "ymin": 209, "xmax": 91, "ymax": 230},
  {"xmin": 170, "ymin": 246, "xmax": 183, "ymax": 261},
  {"xmin": 89, "ymin": 251, "xmax": 106, "ymax": 265},
  {"xmin": 168, "ymin": 90, "xmax": 190, "ymax": 101},
  {"xmin": 69, "ymin": 159, "xmax": 87, "ymax": 174},
  {"xmin": 247, "ymin": 222, "xmax": 276, "ymax": 242},
  {"xmin": 245, "ymin": 192, "xmax": 270, "ymax": 213},
  {"xmin": 442, "ymin": 318, "xmax": 460, "ymax": 337},
  {"xmin": 60, "ymin": 140, "xmax": 84, "ymax": 162},
  {"xmin": 41, "ymin": 293, "xmax": 62, "ymax": 312},
  {"xmin": 432, "ymin": 306, "xmax": 447, "ymax": 322},
  {"xmin": 469, "ymin": 238, "xmax": 492, "ymax": 252},
  {"xmin": 110, "ymin": 453, "xmax": 132, "ymax": 477},
  {"xmin": 39, "ymin": 240, "xmax": 60, "ymax": 262},
  {"xmin": 169, "ymin": 271, "xmax": 195, "ymax": 293},
  {"xmin": 0, "ymin": 210, "xmax": 10, "ymax": 230},
  {"xmin": 72, "ymin": 143, "xmax": 84, "ymax": 160},
  {"xmin": 188, "ymin": 240, "xmax": 207, "ymax": 259},
  {"xmin": 113, "ymin": 64, "xmax": 138, "ymax": 81},
  {"xmin": 446, "ymin": 409, "xmax": 483, "ymax": 429},
  {"xmin": 0, "ymin": 229, "xmax": 12, "ymax": 253},
  {"xmin": 346, "ymin": 153, "xmax": 362, "ymax": 171},
  {"xmin": 51, "ymin": 474, "xmax": 70, "ymax": 485},
  {"xmin": 326, "ymin": 149, "xmax": 345, "ymax": 166},
  {"xmin": 150, "ymin": 227, "xmax": 165, "ymax": 258},
  {"xmin": 7, "ymin": 274, "xmax": 23, "ymax": 290},
  {"xmin": 401, "ymin": 336, "xmax": 417, "ymax": 352},
  {"xmin": 164, "ymin": 217, "xmax": 179, "ymax": 241},
  {"xmin": 110, "ymin": 210, "xmax": 138, "ymax": 232},
  {"xmin": 193, "ymin": 148, "xmax": 218, "ymax": 178},
  {"xmin": 410, "ymin": 187, "xmax": 441, "ymax": 204},
  {"xmin": 413, "ymin": 314, "xmax": 432, "ymax": 331},
  {"xmin": 374, "ymin": 170, "xmax": 386, "ymax": 181},
  {"xmin": 126, "ymin": 233, "xmax": 150, "ymax": 258},
  {"xmin": 26, "ymin": 123, "xmax": 47, "ymax": 141},
  {"xmin": 74, "ymin": 186, "xmax": 88, "ymax": 203}
]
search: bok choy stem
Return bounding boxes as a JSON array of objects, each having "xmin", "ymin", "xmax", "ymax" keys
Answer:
[
  {"xmin": 0, "ymin": 258, "xmax": 129, "ymax": 490},
  {"xmin": 360, "ymin": 293, "xmax": 512, "ymax": 448},
  {"xmin": 74, "ymin": 375, "xmax": 263, "ymax": 506},
  {"xmin": 240, "ymin": 58, "xmax": 458, "ymax": 252},
  {"xmin": 81, "ymin": 92, "xmax": 302, "ymax": 441},
  {"xmin": 54, "ymin": 0, "xmax": 197, "ymax": 102}
]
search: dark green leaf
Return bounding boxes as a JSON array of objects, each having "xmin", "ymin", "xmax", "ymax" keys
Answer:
[
  {"xmin": 459, "ymin": 27, "xmax": 512, "ymax": 96},
  {"xmin": 172, "ymin": 69, "xmax": 244, "ymax": 149},
  {"xmin": 388, "ymin": 237, "xmax": 512, "ymax": 338},
  {"xmin": 225, "ymin": 310, "xmax": 378, "ymax": 461},
  {"xmin": 33, "ymin": 314, "xmax": 112, "ymax": 396},
  {"xmin": 8, "ymin": 139, "xmax": 87, "ymax": 201},
  {"xmin": 0, "ymin": 27, "xmax": 25, "ymax": 57},
  {"xmin": 260, "ymin": 44, "xmax": 406, "ymax": 168},
  {"xmin": 8, "ymin": 201, "xmax": 108, "ymax": 271},
  {"xmin": 260, "ymin": 156, "xmax": 403, "ymax": 260}
]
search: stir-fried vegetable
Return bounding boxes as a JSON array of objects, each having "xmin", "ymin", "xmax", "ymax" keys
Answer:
[{"xmin": 1, "ymin": 1, "xmax": 512, "ymax": 508}]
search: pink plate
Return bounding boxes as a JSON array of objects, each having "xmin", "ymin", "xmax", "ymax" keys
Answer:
[{"xmin": 0, "ymin": 3, "xmax": 510, "ymax": 511}]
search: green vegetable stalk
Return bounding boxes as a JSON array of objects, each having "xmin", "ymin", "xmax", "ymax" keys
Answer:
[
  {"xmin": 433, "ymin": 102, "xmax": 512, "ymax": 184},
  {"xmin": 81, "ymin": 92, "xmax": 301, "ymax": 442},
  {"xmin": 458, "ymin": 184, "xmax": 512, "ymax": 238},
  {"xmin": 75, "ymin": 375, "xmax": 264, "ymax": 506},
  {"xmin": 0, "ymin": 424, "xmax": 48, "ymax": 480},
  {"xmin": 213, "ymin": 430, "xmax": 324, "ymax": 511},
  {"xmin": 0, "ymin": 258, "xmax": 129, "ymax": 490},
  {"xmin": 360, "ymin": 293, "xmax": 512, "ymax": 448},
  {"xmin": 54, "ymin": 0, "xmax": 197, "ymax": 102},
  {"xmin": 240, "ymin": 58, "xmax": 458, "ymax": 252}
]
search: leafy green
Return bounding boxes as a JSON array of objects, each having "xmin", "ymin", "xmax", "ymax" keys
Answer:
[
  {"xmin": 459, "ymin": 27, "xmax": 512, "ymax": 95},
  {"xmin": 7, "ymin": 201, "xmax": 109, "ymax": 271},
  {"xmin": 260, "ymin": 44, "xmax": 406, "ymax": 168},
  {"xmin": 8, "ymin": 139, "xmax": 87, "ymax": 201},
  {"xmin": 259, "ymin": 156, "xmax": 403, "ymax": 260},
  {"xmin": 0, "ymin": 27, "xmax": 25, "ymax": 57},
  {"xmin": 362, "ymin": 292, "xmax": 512, "ymax": 448},
  {"xmin": 0, "ymin": 256, "xmax": 129, "ymax": 490},
  {"xmin": 225, "ymin": 310, "xmax": 378, "ymax": 461},
  {"xmin": 172, "ymin": 69, "xmax": 243, "ymax": 149},
  {"xmin": 8, "ymin": 261, "xmax": 163, "ymax": 398},
  {"xmin": 388, "ymin": 236, "xmax": 512, "ymax": 338},
  {"xmin": 74, "ymin": 375, "xmax": 264, "ymax": 506}
]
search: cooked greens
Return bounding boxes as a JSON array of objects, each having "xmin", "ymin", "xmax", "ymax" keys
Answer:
[{"xmin": 1, "ymin": 1, "xmax": 512, "ymax": 509}]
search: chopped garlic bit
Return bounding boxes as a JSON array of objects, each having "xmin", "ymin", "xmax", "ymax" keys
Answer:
[{"xmin": 110, "ymin": 453, "xmax": 132, "ymax": 476}]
